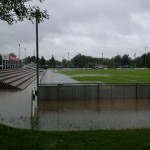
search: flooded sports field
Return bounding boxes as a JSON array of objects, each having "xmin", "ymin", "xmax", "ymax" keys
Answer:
[
  {"xmin": 36, "ymin": 98, "xmax": 150, "ymax": 131},
  {"xmin": 0, "ymin": 69, "xmax": 150, "ymax": 131}
]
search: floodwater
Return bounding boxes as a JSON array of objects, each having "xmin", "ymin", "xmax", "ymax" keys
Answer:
[
  {"xmin": 0, "ymin": 69, "xmax": 150, "ymax": 130},
  {"xmin": 0, "ymin": 80, "xmax": 36, "ymax": 129},
  {"xmin": 0, "ymin": 69, "xmax": 78, "ymax": 129},
  {"xmin": 35, "ymin": 98, "xmax": 150, "ymax": 131}
]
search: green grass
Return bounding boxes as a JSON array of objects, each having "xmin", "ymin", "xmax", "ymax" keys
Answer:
[
  {"xmin": 1, "ymin": 124, "xmax": 150, "ymax": 150},
  {"xmin": 58, "ymin": 69, "xmax": 150, "ymax": 83}
]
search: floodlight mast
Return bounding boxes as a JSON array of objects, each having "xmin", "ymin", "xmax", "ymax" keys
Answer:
[{"xmin": 145, "ymin": 46, "xmax": 147, "ymax": 69}]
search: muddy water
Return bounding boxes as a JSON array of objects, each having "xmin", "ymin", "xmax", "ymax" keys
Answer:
[
  {"xmin": 0, "ymin": 69, "xmax": 78, "ymax": 129},
  {"xmin": 0, "ymin": 69, "xmax": 150, "ymax": 131},
  {"xmin": 35, "ymin": 99, "xmax": 150, "ymax": 131},
  {"xmin": 0, "ymin": 80, "xmax": 36, "ymax": 129}
]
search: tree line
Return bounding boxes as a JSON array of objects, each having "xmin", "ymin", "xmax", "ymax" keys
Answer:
[{"xmin": 24, "ymin": 52, "xmax": 150, "ymax": 69}]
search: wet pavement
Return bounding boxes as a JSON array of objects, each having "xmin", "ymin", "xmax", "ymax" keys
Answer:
[{"xmin": 40, "ymin": 69, "xmax": 78, "ymax": 84}]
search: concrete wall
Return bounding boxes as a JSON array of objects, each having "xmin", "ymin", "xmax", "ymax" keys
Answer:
[{"xmin": 38, "ymin": 84, "xmax": 150, "ymax": 101}]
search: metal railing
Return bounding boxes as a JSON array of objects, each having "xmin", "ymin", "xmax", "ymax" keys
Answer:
[{"xmin": 38, "ymin": 83, "xmax": 150, "ymax": 101}]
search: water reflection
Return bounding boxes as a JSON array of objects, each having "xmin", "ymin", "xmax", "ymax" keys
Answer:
[
  {"xmin": 35, "ymin": 99, "xmax": 150, "ymax": 131},
  {"xmin": 0, "ymin": 80, "xmax": 36, "ymax": 129}
]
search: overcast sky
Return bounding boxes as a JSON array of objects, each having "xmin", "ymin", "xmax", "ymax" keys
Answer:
[{"xmin": 1, "ymin": 0, "xmax": 150, "ymax": 60}]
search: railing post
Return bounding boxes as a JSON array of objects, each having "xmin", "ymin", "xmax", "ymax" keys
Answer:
[
  {"xmin": 31, "ymin": 89, "xmax": 35, "ymax": 118},
  {"xmin": 98, "ymin": 83, "xmax": 100, "ymax": 100},
  {"xmin": 136, "ymin": 83, "xmax": 138, "ymax": 100},
  {"xmin": 31, "ymin": 88, "xmax": 38, "ymax": 118}
]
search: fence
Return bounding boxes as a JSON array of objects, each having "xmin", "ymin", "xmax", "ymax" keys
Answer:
[{"xmin": 38, "ymin": 83, "xmax": 150, "ymax": 101}]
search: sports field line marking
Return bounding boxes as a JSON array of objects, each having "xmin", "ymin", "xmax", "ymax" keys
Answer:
[
  {"xmin": 71, "ymin": 74, "xmax": 111, "ymax": 77},
  {"xmin": 113, "ymin": 77, "xmax": 137, "ymax": 82},
  {"xmin": 125, "ymin": 75, "xmax": 143, "ymax": 78}
]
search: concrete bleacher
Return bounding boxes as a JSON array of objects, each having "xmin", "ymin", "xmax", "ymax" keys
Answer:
[{"xmin": 0, "ymin": 65, "xmax": 44, "ymax": 90}]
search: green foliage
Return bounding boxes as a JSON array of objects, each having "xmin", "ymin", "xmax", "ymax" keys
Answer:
[
  {"xmin": 0, "ymin": 54, "xmax": 2, "ymax": 64},
  {"xmin": 40, "ymin": 56, "xmax": 46, "ymax": 66},
  {"xmin": 25, "ymin": 56, "xmax": 36, "ymax": 64},
  {"xmin": 49, "ymin": 55, "xmax": 56, "ymax": 68},
  {"xmin": 122, "ymin": 54, "xmax": 131, "ymax": 67},
  {"xmin": 0, "ymin": 124, "xmax": 150, "ymax": 150},
  {"xmin": 71, "ymin": 52, "xmax": 150, "ymax": 69},
  {"xmin": 113, "ymin": 55, "xmax": 122, "ymax": 67},
  {"xmin": 9, "ymin": 53, "xmax": 17, "ymax": 57},
  {"xmin": 0, "ymin": 0, "xmax": 49, "ymax": 25}
]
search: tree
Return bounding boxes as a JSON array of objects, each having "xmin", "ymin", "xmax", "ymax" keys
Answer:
[
  {"xmin": 62, "ymin": 58, "xmax": 67, "ymax": 67},
  {"xmin": 0, "ymin": 54, "xmax": 2, "ymax": 64},
  {"xmin": 40, "ymin": 56, "xmax": 46, "ymax": 66},
  {"xmin": 147, "ymin": 52, "xmax": 150, "ymax": 68},
  {"xmin": 9, "ymin": 53, "xmax": 16, "ymax": 57},
  {"xmin": 49, "ymin": 55, "xmax": 56, "ymax": 68},
  {"xmin": 72, "ymin": 54, "xmax": 87, "ymax": 68},
  {"xmin": 122, "ymin": 54, "xmax": 131, "ymax": 67},
  {"xmin": 113, "ymin": 55, "xmax": 122, "ymax": 67},
  {"xmin": 135, "ymin": 57, "xmax": 143, "ymax": 68},
  {"xmin": 30, "ymin": 56, "xmax": 36, "ymax": 63},
  {"xmin": 0, "ymin": 0, "xmax": 49, "ymax": 25}
]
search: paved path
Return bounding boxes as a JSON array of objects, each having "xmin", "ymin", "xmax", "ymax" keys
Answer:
[{"xmin": 40, "ymin": 69, "xmax": 78, "ymax": 84}]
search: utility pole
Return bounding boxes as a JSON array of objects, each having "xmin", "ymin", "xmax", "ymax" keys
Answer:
[
  {"xmin": 18, "ymin": 43, "xmax": 21, "ymax": 68},
  {"xmin": 24, "ymin": 48, "xmax": 26, "ymax": 58},
  {"xmin": 134, "ymin": 53, "xmax": 136, "ymax": 68},
  {"xmin": 68, "ymin": 52, "xmax": 70, "ymax": 61},
  {"xmin": 145, "ymin": 46, "xmax": 147, "ymax": 69},
  {"xmin": 36, "ymin": 9, "xmax": 39, "ymax": 94},
  {"xmin": 102, "ymin": 53, "xmax": 103, "ymax": 67},
  {"xmin": 18, "ymin": 43, "xmax": 20, "ymax": 59}
]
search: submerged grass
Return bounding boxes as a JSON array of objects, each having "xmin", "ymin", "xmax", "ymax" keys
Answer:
[
  {"xmin": 58, "ymin": 69, "xmax": 150, "ymax": 83},
  {"xmin": 1, "ymin": 123, "xmax": 150, "ymax": 150}
]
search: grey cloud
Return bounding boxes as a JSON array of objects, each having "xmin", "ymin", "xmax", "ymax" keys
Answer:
[{"xmin": 1, "ymin": 0, "xmax": 150, "ymax": 60}]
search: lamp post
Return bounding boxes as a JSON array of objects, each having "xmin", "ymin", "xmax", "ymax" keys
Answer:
[
  {"xmin": 67, "ymin": 52, "xmax": 70, "ymax": 68},
  {"xmin": 18, "ymin": 43, "xmax": 20, "ymax": 59},
  {"xmin": 68, "ymin": 52, "xmax": 70, "ymax": 61},
  {"xmin": 18, "ymin": 43, "xmax": 21, "ymax": 68},
  {"xmin": 24, "ymin": 48, "xmax": 26, "ymax": 58},
  {"xmin": 145, "ymin": 46, "xmax": 147, "ymax": 69},
  {"xmin": 102, "ymin": 53, "xmax": 103, "ymax": 67},
  {"xmin": 134, "ymin": 53, "xmax": 136, "ymax": 68},
  {"xmin": 36, "ymin": 9, "xmax": 39, "ymax": 94}
]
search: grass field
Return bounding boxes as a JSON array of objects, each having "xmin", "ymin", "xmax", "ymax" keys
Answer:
[
  {"xmin": 58, "ymin": 69, "xmax": 150, "ymax": 83},
  {"xmin": 1, "ymin": 123, "xmax": 150, "ymax": 150}
]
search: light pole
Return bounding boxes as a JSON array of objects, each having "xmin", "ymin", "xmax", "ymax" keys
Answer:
[
  {"xmin": 18, "ymin": 43, "xmax": 21, "ymax": 68},
  {"xmin": 24, "ymin": 48, "xmax": 26, "ymax": 58},
  {"xmin": 18, "ymin": 43, "xmax": 20, "ymax": 59},
  {"xmin": 134, "ymin": 53, "xmax": 136, "ymax": 68},
  {"xmin": 34, "ymin": 49, "xmax": 35, "ymax": 57},
  {"xmin": 68, "ymin": 52, "xmax": 70, "ymax": 61},
  {"xmin": 67, "ymin": 52, "xmax": 70, "ymax": 68},
  {"xmin": 36, "ymin": 9, "xmax": 39, "ymax": 94},
  {"xmin": 145, "ymin": 46, "xmax": 147, "ymax": 69},
  {"xmin": 102, "ymin": 53, "xmax": 103, "ymax": 67}
]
